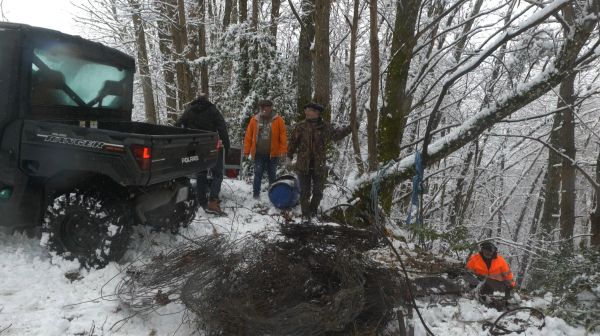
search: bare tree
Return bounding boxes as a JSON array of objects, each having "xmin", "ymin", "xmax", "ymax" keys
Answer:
[
  {"xmin": 452, "ymin": 0, "xmax": 484, "ymax": 62},
  {"xmin": 164, "ymin": 0, "xmax": 193, "ymax": 109},
  {"xmin": 367, "ymin": 0, "xmax": 379, "ymax": 171},
  {"xmin": 270, "ymin": 0, "xmax": 281, "ymax": 43},
  {"xmin": 199, "ymin": 0, "xmax": 210, "ymax": 95},
  {"xmin": 223, "ymin": 0, "xmax": 233, "ymax": 28},
  {"xmin": 347, "ymin": 0, "xmax": 364, "ymax": 175},
  {"xmin": 239, "ymin": 0, "xmax": 251, "ymax": 97},
  {"xmin": 156, "ymin": 0, "xmax": 178, "ymax": 122},
  {"xmin": 591, "ymin": 150, "xmax": 600, "ymax": 247},
  {"xmin": 378, "ymin": 0, "xmax": 422, "ymax": 163},
  {"xmin": 295, "ymin": 0, "xmax": 315, "ymax": 117},
  {"xmin": 313, "ymin": 0, "xmax": 331, "ymax": 120},
  {"xmin": 129, "ymin": 0, "xmax": 157, "ymax": 124},
  {"xmin": 353, "ymin": 0, "xmax": 599, "ymax": 208},
  {"xmin": 557, "ymin": 4, "xmax": 578, "ymax": 248}
]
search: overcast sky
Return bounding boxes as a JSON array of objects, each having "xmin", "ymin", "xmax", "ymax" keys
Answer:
[{"xmin": 1, "ymin": 0, "xmax": 81, "ymax": 35}]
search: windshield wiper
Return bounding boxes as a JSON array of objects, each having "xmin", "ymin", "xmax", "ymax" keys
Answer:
[{"xmin": 32, "ymin": 54, "xmax": 87, "ymax": 107}]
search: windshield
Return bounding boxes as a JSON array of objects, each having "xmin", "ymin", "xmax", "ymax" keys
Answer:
[{"xmin": 30, "ymin": 43, "xmax": 133, "ymax": 111}]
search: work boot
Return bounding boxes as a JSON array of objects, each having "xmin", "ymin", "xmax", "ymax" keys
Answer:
[{"xmin": 205, "ymin": 199, "xmax": 223, "ymax": 215}]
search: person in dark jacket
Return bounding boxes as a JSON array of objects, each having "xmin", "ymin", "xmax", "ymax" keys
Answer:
[
  {"xmin": 287, "ymin": 103, "xmax": 351, "ymax": 218},
  {"xmin": 175, "ymin": 93, "xmax": 230, "ymax": 215}
]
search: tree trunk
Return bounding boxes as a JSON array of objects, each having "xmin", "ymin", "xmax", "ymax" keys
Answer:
[
  {"xmin": 558, "ymin": 5, "xmax": 577, "ymax": 249},
  {"xmin": 198, "ymin": 0, "xmax": 209, "ymax": 95},
  {"xmin": 449, "ymin": 143, "xmax": 474, "ymax": 227},
  {"xmin": 513, "ymin": 168, "xmax": 545, "ymax": 242},
  {"xmin": 348, "ymin": 0, "xmax": 364, "ymax": 175},
  {"xmin": 539, "ymin": 112, "xmax": 562, "ymax": 238},
  {"xmin": 270, "ymin": 0, "xmax": 281, "ymax": 44},
  {"xmin": 367, "ymin": 0, "xmax": 379, "ymax": 171},
  {"xmin": 129, "ymin": 0, "xmax": 157, "ymax": 124},
  {"xmin": 239, "ymin": 0, "xmax": 251, "ymax": 97},
  {"xmin": 452, "ymin": 0, "xmax": 484, "ymax": 62},
  {"xmin": 458, "ymin": 139, "xmax": 484, "ymax": 225},
  {"xmin": 156, "ymin": 0, "xmax": 178, "ymax": 122},
  {"xmin": 558, "ymin": 72, "xmax": 576, "ymax": 246},
  {"xmin": 296, "ymin": 0, "xmax": 315, "ymax": 118},
  {"xmin": 517, "ymin": 170, "xmax": 547, "ymax": 288},
  {"xmin": 497, "ymin": 153, "xmax": 505, "ymax": 236},
  {"xmin": 187, "ymin": 2, "xmax": 200, "ymax": 95},
  {"xmin": 251, "ymin": 0, "xmax": 258, "ymax": 29},
  {"xmin": 591, "ymin": 150, "xmax": 600, "ymax": 247},
  {"xmin": 377, "ymin": 0, "xmax": 421, "ymax": 163},
  {"xmin": 223, "ymin": 0, "xmax": 233, "ymax": 28},
  {"xmin": 425, "ymin": 0, "xmax": 445, "ymax": 59},
  {"xmin": 167, "ymin": 0, "xmax": 193, "ymax": 109},
  {"xmin": 250, "ymin": 0, "xmax": 259, "ymax": 83},
  {"xmin": 313, "ymin": 0, "xmax": 330, "ymax": 121},
  {"xmin": 231, "ymin": 0, "xmax": 238, "ymax": 24}
]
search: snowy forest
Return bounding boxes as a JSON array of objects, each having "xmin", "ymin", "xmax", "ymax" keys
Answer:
[
  {"xmin": 74, "ymin": 0, "xmax": 599, "ymax": 283},
  {"xmin": 72, "ymin": 0, "xmax": 600, "ymax": 329},
  {"xmin": 1, "ymin": 0, "xmax": 600, "ymax": 334}
]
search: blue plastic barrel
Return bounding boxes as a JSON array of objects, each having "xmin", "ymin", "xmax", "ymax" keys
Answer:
[{"xmin": 268, "ymin": 174, "xmax": 301, "ymax": 209}]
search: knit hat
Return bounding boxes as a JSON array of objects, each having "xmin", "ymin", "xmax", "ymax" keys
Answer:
[{"xmin": 303, "ymin": 103, "xmax": 324, "ymax": 113}]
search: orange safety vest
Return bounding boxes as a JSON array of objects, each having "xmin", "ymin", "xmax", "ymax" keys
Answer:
[{"xmin": 466, "ymin": 253, "xmax": 516, "ymax": 287}]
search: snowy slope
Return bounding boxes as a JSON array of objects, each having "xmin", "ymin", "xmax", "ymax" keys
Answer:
[{"xmin": 0, "ymin": 179, "xmax": 594, "ymax": 336}]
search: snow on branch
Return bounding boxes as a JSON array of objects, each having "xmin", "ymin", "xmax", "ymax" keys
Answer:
[{"xmin": 351, "ymin": 0, "xmax": 598, "ymax": 197}]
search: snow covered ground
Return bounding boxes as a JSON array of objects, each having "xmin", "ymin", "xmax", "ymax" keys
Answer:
[{"xmin": 0, "ymin": 179, "xmax": 595, "ymax": 335}]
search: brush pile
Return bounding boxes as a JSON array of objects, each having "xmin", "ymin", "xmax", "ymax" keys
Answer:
[{"xmin": 118, "ymin": 223, "xmax": 409, "ymax": 335}]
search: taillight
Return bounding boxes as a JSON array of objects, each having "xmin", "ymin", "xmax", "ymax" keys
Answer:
[
  {"xmin": 132, "ymin": 145, "xmax": 152, "ymax": 171},
  {"xmin": 216, "ymin": 137, "xmax": 222, "ymax": 150}
]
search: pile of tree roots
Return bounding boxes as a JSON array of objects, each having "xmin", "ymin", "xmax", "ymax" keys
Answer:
[{"xmin": 117, "ymin": 224, "xmax": 408, "ymax": 335}]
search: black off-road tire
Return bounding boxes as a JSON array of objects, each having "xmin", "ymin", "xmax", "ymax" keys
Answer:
[
  {"xmin": 41, "ymin": 188, "xmax": 133, "ymax": 268},
  {"xmin": 144, "ymin": 183, "xmax": 199, "ymax": 234}
]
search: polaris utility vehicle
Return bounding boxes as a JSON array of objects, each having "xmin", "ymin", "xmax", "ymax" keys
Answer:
[{"xmin": 0, "ymin": 23, "xmax": 219, "ymax": 267}]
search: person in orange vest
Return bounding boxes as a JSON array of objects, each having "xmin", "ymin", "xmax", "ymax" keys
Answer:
[
  {"xmin": 243, "ymin": 100, "xmax": 288, "ymax": 199},
  {"xmin": 466, "ymin": 241, "xmax": 515, "ymax": 299}
]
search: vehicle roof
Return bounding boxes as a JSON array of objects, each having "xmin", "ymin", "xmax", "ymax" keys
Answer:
[{"xmin": 0, "ymin": 22, "xmax": 135, "ymax": 69}]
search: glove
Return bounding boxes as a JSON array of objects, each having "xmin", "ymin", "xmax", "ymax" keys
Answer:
[
  {"xmin": 285, "ymin": 157, "xmax": 294, "ymax": 170},
  {"xmin": 446, "ymin": 268, "xmax": 461, "ymax": 278}
]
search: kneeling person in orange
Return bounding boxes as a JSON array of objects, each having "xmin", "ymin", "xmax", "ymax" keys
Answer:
[{"xmin": 466, "ymin": 241, "xmax": 515, "ymax": 299}]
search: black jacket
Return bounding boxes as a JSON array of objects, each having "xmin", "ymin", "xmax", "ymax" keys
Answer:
[{"xmin": 175, "ymin": 97, "xmax": 230, "ymax": 151}]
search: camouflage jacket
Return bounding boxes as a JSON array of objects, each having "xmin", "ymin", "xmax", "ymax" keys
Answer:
[{"xmin": 287, "ymin": 118, "xmax": 351, "ymax": 174}]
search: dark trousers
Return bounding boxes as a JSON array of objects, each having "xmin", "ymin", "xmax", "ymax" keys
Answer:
[
  {"xmin": 253, "ymin": 154, "xmax": 278, "ymax": 197},
  {"xmin": 298, "ymin": 170, "xmax": 326, "ymax": 217},
  {"xmin": 480, "ymin": 279, "xmax": 512, "ymax": 298},
  {"xmin": 198, "ymin": 149, "xmax": 224, "ymax": 204}
]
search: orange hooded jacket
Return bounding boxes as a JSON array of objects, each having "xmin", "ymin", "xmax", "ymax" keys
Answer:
[
  {"xmin": 244, "ymin": 114, "xmax": 288, "ymax": 158},
  {"xmin": 466, "ymin": 253, "xmax": 516, "ymax": 287}
]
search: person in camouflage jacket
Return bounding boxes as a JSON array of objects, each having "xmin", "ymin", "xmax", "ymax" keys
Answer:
[{"xmin": 287, "ymin": 103, "xmax": 351, "ymax": 217}]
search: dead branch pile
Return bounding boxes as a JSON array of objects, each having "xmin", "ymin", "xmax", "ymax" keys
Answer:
[{"xmin": 117, "ymin": 224, "xmax": 407, "ymax": 335}]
